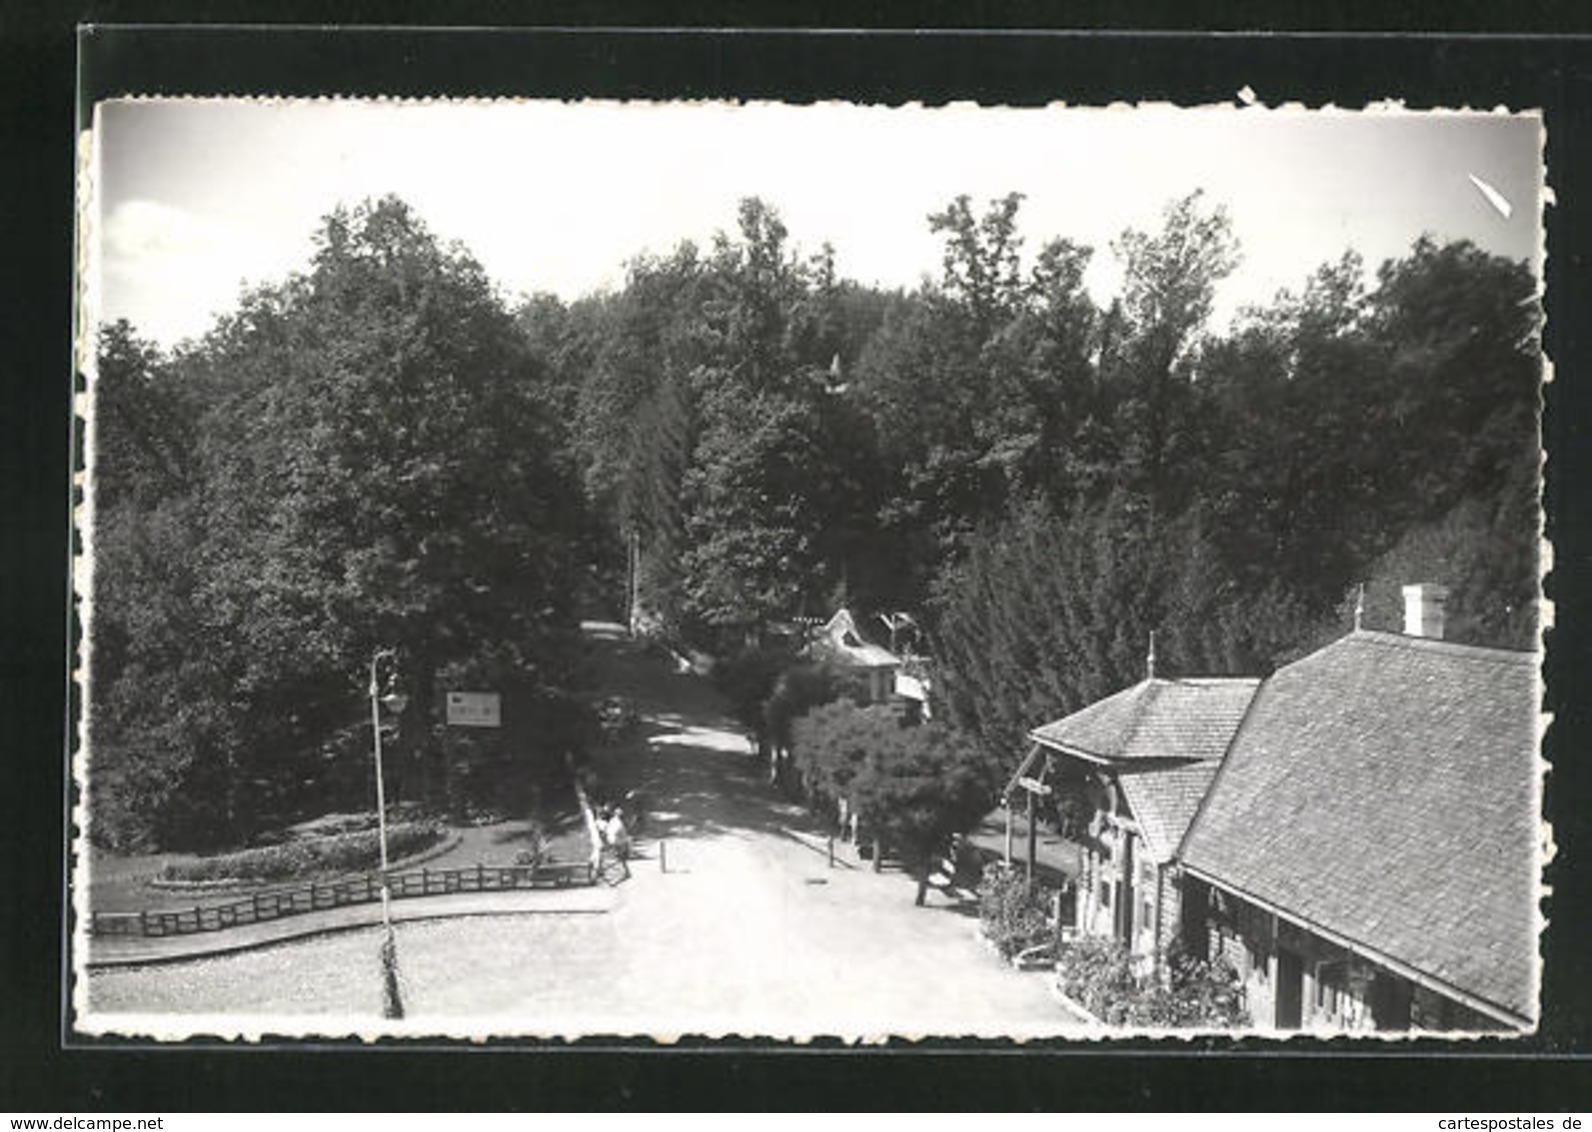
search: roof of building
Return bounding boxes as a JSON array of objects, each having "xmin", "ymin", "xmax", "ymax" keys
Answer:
[
  {"xmin": 1026, "ymin": 677, "xmax": 1259, "ymax": 863},
  {"xmin": 1030, "ymin": 677, "xmax": 1261, "ymax": 764},
  {"xmin": 812, "ymin": 608, "xmax": 901, "ymax": 670},
  {"xmin": 1117, "ymin": 760, "xmax": 1223, "ymax": 864},
  {"xmin": 1180, "ymin": 630, "xmax": 1541, "ymax": 1025}
]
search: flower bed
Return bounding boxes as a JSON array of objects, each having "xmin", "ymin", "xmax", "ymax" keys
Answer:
[
  {"xmin": 1054, "ymin": 935, "xmax": 1249, "ymax": 1029},
  {"xmin": 160, "ymin": 821, "xmax": 446, "ymax": 884}
]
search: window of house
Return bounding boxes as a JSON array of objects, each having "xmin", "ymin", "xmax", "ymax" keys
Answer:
[{"xmin": 1099, "ymin": 881, "xmax": 1112, "ymax": 909}]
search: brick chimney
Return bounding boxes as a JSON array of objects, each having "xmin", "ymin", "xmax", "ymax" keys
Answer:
[{"xmin": 1401, "ymin": 583, "xmax": 1450, "ymax": 640}]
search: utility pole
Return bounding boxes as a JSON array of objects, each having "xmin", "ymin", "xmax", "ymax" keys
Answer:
[
  {"xmin": 627, "ymin": 528, "xmax": 640, "ymax": 636},
  {"xmin": 1026, "ymin": 787, "xmax": 1038, "ymax": 887},
  {"xmin": 369, "ymin": 648, "xmax": 408, "ymax": 1020}
]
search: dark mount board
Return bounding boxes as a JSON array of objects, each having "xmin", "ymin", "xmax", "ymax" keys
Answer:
[{"xmin": 7, "ymin": 15, "xmax": 1589, "ymax": 1111}]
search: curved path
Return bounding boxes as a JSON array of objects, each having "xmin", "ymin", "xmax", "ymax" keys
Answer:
[{"xmin": 83, "ymin": 624, "xmax": 1078, "ymax": 1038}]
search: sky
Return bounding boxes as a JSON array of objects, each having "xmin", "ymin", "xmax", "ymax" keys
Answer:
[{"xmin": 87, "ymin": 99, "xmax": 1545, "ymax": 350}]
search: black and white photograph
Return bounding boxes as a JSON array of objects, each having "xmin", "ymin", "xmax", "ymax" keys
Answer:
[{"xmin": 72, "ymin": 95, "xmax": 1547, "ymax": 1041}]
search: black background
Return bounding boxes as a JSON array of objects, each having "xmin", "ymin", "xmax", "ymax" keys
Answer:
[{"xmin": 5, "ymin": 4, "xmax": 1592, "ymax": 1112}]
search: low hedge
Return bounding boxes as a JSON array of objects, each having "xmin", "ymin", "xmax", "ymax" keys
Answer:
[{"xmin": 162, "ymin": 821, "xmax": 446, "ymax": 883}]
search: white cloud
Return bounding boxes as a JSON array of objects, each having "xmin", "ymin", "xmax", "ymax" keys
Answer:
[
  {"xmin": 103, "ymin": 199, "xmax": 215, "ymax": 261},
  {"xmin": 98, "ymin": 198, "xmax": 309, "ymax": 347}
]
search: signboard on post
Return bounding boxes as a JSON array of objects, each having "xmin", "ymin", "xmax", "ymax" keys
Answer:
[{"xmin": 446, "ymin": 691, "xmax": 501, "ymax": 728}]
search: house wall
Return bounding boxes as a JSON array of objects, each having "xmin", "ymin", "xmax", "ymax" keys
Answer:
[
  {"xmin": 1074, "ymin": 820, "xmax": 1115, "ymax": 939},
  {"xmin": 1076, "ymin": 815, "xmax": 1120, "ymax": 939},
  {"xmin": 835, "ymin": 665, "xmax": 895, "ymax": 705},
  {"xmin": 1187, "ymin": 877, "xmax": 1504, "ymax": 1032},
  {"xmin": 1154, "ymin": 864, "xmax": 1183, "ymax": 963},
  {"xmin": 1410, "ymin": 985, "xmax": 1504, "ymax": 1032},
  {"xmin": 1277, "ymin": 917, "xmax": 1380, "ymax": 1031},
  {"xmin": 1065, "ymin": 771, "xmax": 1186, "ymax": 967},
  {"xmin": 1074, "ymin": 801, "xmax": 1170, "ymax": 961},
  {"xmin": 1198, "ymin": 885, "xmax": 1374, "ymax": 1029},
  {"xmin": 1198, "ymin": 881, "xmax": 1280, "ymax": 1025}
]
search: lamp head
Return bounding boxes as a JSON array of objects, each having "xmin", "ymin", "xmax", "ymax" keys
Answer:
[{"xmin": 381, "ymin": 691, "xmax": 409, "ymax": 716}]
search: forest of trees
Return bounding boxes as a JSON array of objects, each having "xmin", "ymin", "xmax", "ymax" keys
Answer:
[{"xmin": 88, "ymin": 188, "xmax": 1541, "ymax": 851}]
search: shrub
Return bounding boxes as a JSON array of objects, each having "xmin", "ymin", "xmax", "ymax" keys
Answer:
[
  {"xmin": 1135, "ymin": 948, "xmax": 1250, "ymax": 1028},
  {"xmin": 1055, "ymin": 935, "xmax": 1142, "ymax": 1023},
  {"xmin": 976, "ymin": 863, "xmax": 1061, "ymax": 960},
  {"xmin": 850, "ymin": 721, "xmax": 994, "ymax": 882},
  {"xmin": 789, "ymin": 700, "xmax": 893, "ymax": 814},
  {"xmin": 1054, "ymin": 936, "xmax": 1250, "ymax": 1028},
  {"xmin": 162, "ymin": 820, "xmax": 445, "ymax": 882}
]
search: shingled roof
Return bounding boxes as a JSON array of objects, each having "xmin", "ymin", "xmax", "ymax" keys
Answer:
[
  {"xmin": 1117, "ymin": 761, "xmax": 1222, "ymax": 864},
  {"xmin": 1030, "ymin": 678, "xmax": 1260, "ymax": 763},
  {"xmin": 1028, "ymin": 677, "xmax": 1260, "ymax": 861},
  {"xmin": 1180, "ymin": 630, "xmax": 1541, "ymax": 1027}
]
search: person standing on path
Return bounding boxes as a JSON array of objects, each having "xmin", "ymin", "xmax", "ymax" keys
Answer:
[{"xmin": 600, "ymin": 807, "xmax": 631, "ymax": 882}]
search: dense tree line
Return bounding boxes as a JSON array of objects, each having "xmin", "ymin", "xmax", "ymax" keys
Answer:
[
  {"xmin": 90, "ymin": 187, "xmax": 1540, "ymax": 850},
  {"xmin": 541, "ymin": 189, "xmax": 1537, "ymax": 771},
  {"xmin": 90, "ymin": 198, "xmax": 592, "ymax": 850}
]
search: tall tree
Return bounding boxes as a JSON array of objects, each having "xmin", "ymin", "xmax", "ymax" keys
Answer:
[
  {"xmin": 1198, "ymin": 237, "xmax": 1540, "ymax": 632},
  {"xmin": 856, "ymin": 195, "xmax": 1096, "ymax": 593},
  {"xmin": 928, "ymin": 497, "xmax": 1324, "ymax": 770},
  {"xmin": 1199, "ymin": 252, "xmax": 1385, "ymax": 602},
  {"xmin": 1366, "ymin": 236, "xmax": 1540, "ymax": 542},
  {"xmin": 678, "ymin": 389, "xmax": 827, "ymax": 640},
  {"xmin": 574, "ymin": 244, "xmax": 718, "ymax": 636},
  {"xmin": 90, "ymin": 320, "xmax": 194, "ymax": 511},
  {"xmin": 672, "ymin": 198, "xmax": 881, "ymax": 644},
  {"xmin": 928, "ymin": 192, "xmax": 1028, "ymax": 338},
  {"xmin": 90, "ymin": 196, "xmax": 589, "ymax": 846},
  {"xmin": 1102, "ymin": 190, "xmax": 1239, "ymax": 515}
]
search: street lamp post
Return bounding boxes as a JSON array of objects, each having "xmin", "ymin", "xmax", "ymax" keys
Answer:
[{"xmin": 369, "ymin": 647, "xmax": 408, "ymax": 1019}]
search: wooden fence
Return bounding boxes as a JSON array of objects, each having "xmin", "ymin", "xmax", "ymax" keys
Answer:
[{"xmin": 89, "ymin": 858, "xmax": 597, "ymax": 939}]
